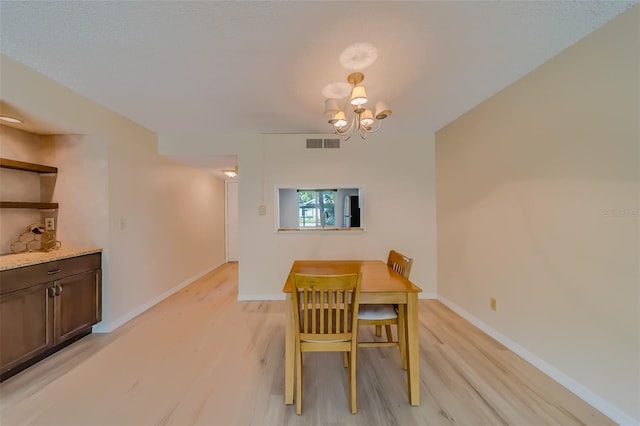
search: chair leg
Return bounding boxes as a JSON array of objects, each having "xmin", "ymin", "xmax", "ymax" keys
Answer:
[
  {"xmin": 384, "ymin": 325, "xmax": 393, "ymax": 343},
  {"xmin": 296, "ymin": 347, "xmax": 303, "ymax": 415},
  {"xmin": 349, "ymin": 348, "xmax": 357, "ymax": 413},
  {"xmin": 375, "ymin": 324, "xmax": 382, "ymax": 337}
]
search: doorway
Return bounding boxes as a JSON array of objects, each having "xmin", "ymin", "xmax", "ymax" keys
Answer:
[{"xmin": 225, "ymin": 180, "xmax": 239, "ymax": 262}]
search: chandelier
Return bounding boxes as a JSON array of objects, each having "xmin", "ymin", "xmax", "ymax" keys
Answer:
[{"xmin": 323, "ymin": 72, "xmax": 392, "ymax": 141}]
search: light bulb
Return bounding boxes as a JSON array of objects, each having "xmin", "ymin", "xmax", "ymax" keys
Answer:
[
  {"xmin": 333, "ymin": 111, "xmax": 347, "ymax": 127},
  {"xmin": 360, "ymin": 110, "xmax": 374, "ymax": 127},
  {"xmin": 350, "ymin": 86, "xmax": 368, "ymax": 106}
]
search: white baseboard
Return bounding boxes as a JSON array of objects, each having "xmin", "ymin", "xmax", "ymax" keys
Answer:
[
  {"xmin": 419, "ymin": 292, "xmax": 437, "ymax": 299},
  {"xmin": 93, "ymin": 262, "xmax": 223, "ymax": 333},
  {"xmin": 437, "ymin": 296, "xmax": 639, "ymax": 426}
]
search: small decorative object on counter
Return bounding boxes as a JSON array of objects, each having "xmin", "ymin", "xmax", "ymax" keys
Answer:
[
  {"xmin": 10, "ymin": 223, "xmax": 62, "ymax": 254},
  {"xmin": 28, "ymin": 224, "xmax": 46, "ymax": 234}
]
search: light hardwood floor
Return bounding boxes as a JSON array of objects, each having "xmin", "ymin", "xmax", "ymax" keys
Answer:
[{"xmin": 0, "ymin": 262, "xmax": 614, "ymax": 425}]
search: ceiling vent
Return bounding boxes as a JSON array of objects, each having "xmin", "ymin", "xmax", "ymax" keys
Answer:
[
  {"xmin": 306, "ymin": 138, "xmax": 340, "ymax": 149},
  {"xmin": 306, "ymin": 138, "xmax": 323, "ymax": 149},
  {"xmin": 323, "ymin": 139, "xmax": 340, "ymax": 149}
]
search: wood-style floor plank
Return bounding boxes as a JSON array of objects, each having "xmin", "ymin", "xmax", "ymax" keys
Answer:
[{"xmin": 0, "ymin": 263, "xmax": 614, "ymax": 425}]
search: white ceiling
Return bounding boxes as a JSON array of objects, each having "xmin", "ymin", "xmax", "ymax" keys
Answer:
[{"xmin": 0, "ymin": 1, "xmax": 635, "ymax": 161}]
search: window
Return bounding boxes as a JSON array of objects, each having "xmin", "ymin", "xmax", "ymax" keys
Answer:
[
  {"xmin": 276, "ymin": 186, "xmax": 363, "ymax": 231},
  {"xmin": 298, "ymin": 190, "xmax": 335, "ymax": 228}
]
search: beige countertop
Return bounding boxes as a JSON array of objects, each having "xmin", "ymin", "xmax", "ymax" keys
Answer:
[{"xmin": 0, "ymin": 248, "xmax": 102, "ymax": 271}]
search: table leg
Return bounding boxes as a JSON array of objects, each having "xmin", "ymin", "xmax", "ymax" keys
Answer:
[
  {"xmin": 285, "ymin": 294, "xmax": 294, "ymax": 405},
  {"xmin": 397, "ymin": 304, "xmax": 407, "ymax": 371},
  {"xmin": 406, "ymin": 293, "xmax": 420, "ymax": 405}
]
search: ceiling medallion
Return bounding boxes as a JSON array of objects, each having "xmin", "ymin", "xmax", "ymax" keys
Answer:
[{"xmin": 339, "ymin": 42, "xmax": 378, "ymax": 70}]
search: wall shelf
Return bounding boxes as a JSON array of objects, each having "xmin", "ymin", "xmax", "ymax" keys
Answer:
[
  {"xmin": 0, "ymin": 158, "xmax": 58, "ymax": 210},
  {"xmin": 0, "ymin": 158, "xmax": 58, "ymax": 174},
  {"xmin": 0, "ymin": 202, "xmax": 59, "ymax": 209}
]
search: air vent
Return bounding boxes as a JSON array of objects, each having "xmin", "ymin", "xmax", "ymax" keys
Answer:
[
  {"xmin": 323, "ymin": 139, "xmax": 340, "ymax": 149},
  {"xmin": 305, "ymin": 138, "xmax": 341, "ymax": 149},
  {"xmin": 306, "ymin": 138, "xmax": 323, "ymax": 149}
]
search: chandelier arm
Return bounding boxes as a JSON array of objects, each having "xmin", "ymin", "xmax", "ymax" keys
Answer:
[
  {"xmin": 338, "ymin": 121, "xmax": 354, "ymax": 141},
  {"xmin": 365, "ymin": 119, "xmax": 384, "ymax": 134},
  {"xmin": 359, "ymin": 123, "xmax": 368, "ymax": 139},
  {"xmin": 335, "ymin": 112, "xmax": 359, "ymax": 140},
  {"xmin": 336, "ymin": 115, "xmax": 356, "ymax": 136},
  {"xmin": 354, "ymin": 116, "xmax": 382, "ymax": 140}
]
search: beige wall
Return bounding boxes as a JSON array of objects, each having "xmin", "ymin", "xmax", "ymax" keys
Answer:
[
  {"xmin": 436, "ymin": 6, "xmax": 639, "ymax": 423},
  {"xmin": 1, "ymin": 55, "xmax": 227, "ymax": 331},
  {"xmin": 43, "ymin": 134, "xmax": 109, "ymax": 251},
  {"xmin": 159, "ymin": 132, "xmax": 437, "ymax": 299}
]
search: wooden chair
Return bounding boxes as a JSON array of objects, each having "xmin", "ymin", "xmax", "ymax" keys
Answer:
[
  {"xmin": 357, "ymin": 250, "xmax": 413, "ymax": 368},
  {"xmin": 292, "ymin": 272, "xmax": 362, "ymax": 415}
]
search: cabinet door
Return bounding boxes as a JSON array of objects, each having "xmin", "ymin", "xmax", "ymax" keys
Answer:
[
  {"xmin": 55, "ymin": 269, "xmax": 101, "ymax": 343},
  {"xmin": 0, "ymin": 283, "xmax": 54, "ymax": 375}
]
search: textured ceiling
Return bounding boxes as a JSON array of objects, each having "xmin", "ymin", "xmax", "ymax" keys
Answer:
[{"xmin": 0, "ymin": 1, "xmax": 635, "ymax": 138}]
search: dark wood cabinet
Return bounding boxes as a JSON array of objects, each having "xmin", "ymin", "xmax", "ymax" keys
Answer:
[
  {"xmin": 0, "ymin": 252, "xmax": 101, "ymax": 380},
  {"xmin": 56, "ymin": 269, "xmax": 101, "ymax": 342},
  {"xmin": 0, "ymin": 283, "xmax": 54, "ymax": 373}
]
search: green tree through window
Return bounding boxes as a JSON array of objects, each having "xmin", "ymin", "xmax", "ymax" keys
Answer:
[{"xmin": 298, "ymin": 190, "xmax": 335, "ymax": 228}]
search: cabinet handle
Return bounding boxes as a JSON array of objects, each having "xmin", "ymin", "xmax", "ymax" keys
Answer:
[
  {"xmin": 56, "ymin": 284, "xmax": 63, "ymax": 296},
  {"xmin": 47, "ymin": 269, "xmax": 62, "ymax": 275},
  {"xmin": 48, "ymin": 287, "xmax": 56, "ymax": 297}
]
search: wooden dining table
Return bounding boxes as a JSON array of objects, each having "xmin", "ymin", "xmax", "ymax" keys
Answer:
[{"xmin": 282, "ymin": 259, "xmax": 423, "ymax": 406}]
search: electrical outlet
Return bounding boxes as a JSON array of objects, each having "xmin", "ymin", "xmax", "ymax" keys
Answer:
[
  {"xmin": 490, "ymin": 297, "xmax": 497, "ymax": 311},
  {"xmin": 44, "ymin": 217, "xmax": 55, "ymax": 231}
]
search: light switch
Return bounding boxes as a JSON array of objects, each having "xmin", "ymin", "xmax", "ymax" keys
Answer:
[{"xmin": 258, "ymin": 205, "xmax": 267, "ymax": 216}]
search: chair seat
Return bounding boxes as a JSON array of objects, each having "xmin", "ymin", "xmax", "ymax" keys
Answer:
[
  {"xmin": 302, "ymin": 332, "xmax": 351, "ymax": 344},
  {"xmin": 358, "ymin": 304, "xmax": 397, "ymax": 320},
  {"xmin": 302, "ymin": 338, "xmax": 350, "ymax": 344}
]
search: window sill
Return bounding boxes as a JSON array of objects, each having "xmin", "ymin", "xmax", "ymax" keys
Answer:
[{"xmin": 277, "ymin": 227, "xmax": 364, "ymax": 233}]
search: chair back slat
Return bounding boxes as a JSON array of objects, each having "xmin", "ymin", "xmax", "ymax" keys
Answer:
[
  {"xmin": 321, "ymin": 293, "xmax": 324, "ymax": 330},
  {"xmin": 327, "ymin": 290, "xmax": 333, "ymax": 333},
  {"xmin": 303, "ymin": 289, "xmax": 309, "ymax": 332},
  {"xmin": 387, "ymin": 250, "xmax": 413, "ymax": 279}
]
